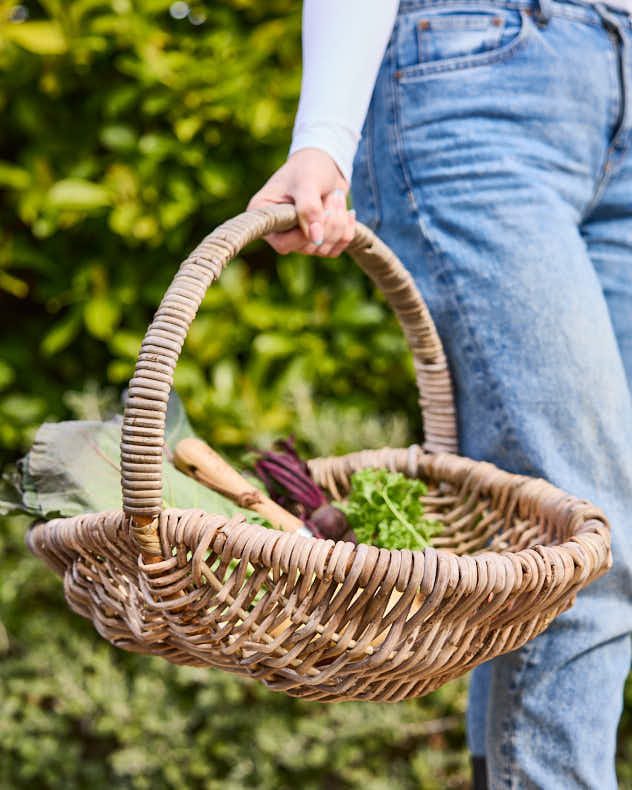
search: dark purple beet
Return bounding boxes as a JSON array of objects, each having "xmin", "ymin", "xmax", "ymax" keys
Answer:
[
  {"xmin": 252, "ymin": 437, "xmax": 355, "ymax": 541},
  {"xmin": 308, "ymin": 504, "xmax": 353, "ymax": 541},
  {"xmin": 340, "ymin": 528, "xmax": 358, "ymax": 545}
]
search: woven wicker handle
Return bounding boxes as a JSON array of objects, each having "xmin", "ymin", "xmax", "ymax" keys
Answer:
[{"xmin": 121, "ymin": 204, "xmax": 457, "ymax": 522}]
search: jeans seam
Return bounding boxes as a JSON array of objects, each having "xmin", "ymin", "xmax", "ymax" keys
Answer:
[
  {"xmin": 581, "ymin": 14, "xmax": 627, "ymax": 220},
  {"xmin": 398, "ymin": 0, "xmax": 607, "ymax": 29},
  {"xmin": 495, "ymin": 638, "xmax": 542, "ymax": 790},
  {"xmin": 603, "ymin": 17, "xmax": 624, "ymax": 138},
  {"xmin": 390, "ymin": 39, "xmax": 441, "ymax": 254},
  {"xmin": 581, "ymin": 156, "xmax": 617, "ymax": 221},
  {"xmin": 596, "ymin": 5, "xmax": 632, "ymax": 148},
  {"xmin": 390, "ymin": 58, "xmax": 521, "ymax": 454},
  {"xmin": 365, "ymin": 102, "xmax": 382, "ymax": 232}
]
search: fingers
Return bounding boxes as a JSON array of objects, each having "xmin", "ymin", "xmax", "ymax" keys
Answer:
[
  {"xmin": 327, "ymin": 209, "xmax": 356, "ymax": 258},
  {"xmin": 247, "ymin": 150, "xmax": 356, "ymax": 255},
  {"xmin": 316, "ymin": 188, "xmax": 348, "ymax": 256},
  {"xmin": 263, "ymin": 228, "xmax": 317, "ymax": 255},
  {"xmin": 293, "ymin": 187, "xmax": 355, "ymax": 257},
  {"xmin": 248, "ymin": 174, "xmax": 355, "ymax": 257},
  {"xmin": 261, "ymin": 204, "xmax": 356, "ymax": 257},
  {"xmin": 294, "ymin": 183, "xmax": 326, "ymax": 246}
]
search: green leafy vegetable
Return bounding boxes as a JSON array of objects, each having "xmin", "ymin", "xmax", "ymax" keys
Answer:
[
  {"xmin": 334, "ymin": 468, "xmax": 443, "ymax": 551},
  {"xmin": 1, "ymin": 390, "xmax": 268, "ymax": 526}
]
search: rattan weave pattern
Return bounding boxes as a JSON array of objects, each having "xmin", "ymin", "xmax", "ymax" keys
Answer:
[{"xmin": 26, "ymin": 206, "xmax": 611, "ymax": 702}]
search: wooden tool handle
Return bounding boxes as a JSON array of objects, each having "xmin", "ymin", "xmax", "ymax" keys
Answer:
[{"xmin": 173, "ymin": 437, "xmax": 306, "ymax": 534}]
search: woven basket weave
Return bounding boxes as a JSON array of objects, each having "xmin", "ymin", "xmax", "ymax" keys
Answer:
[{"xmin": 27, "ymin": 205, "xmax": 611, "ymax": 702}]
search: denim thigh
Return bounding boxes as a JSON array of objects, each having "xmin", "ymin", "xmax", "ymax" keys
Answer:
[{"xmin": 352, "ymin": 1, "xmax": 632, "ymax": 787}]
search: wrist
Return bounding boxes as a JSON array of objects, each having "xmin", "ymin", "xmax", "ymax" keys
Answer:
[
  {"xmin": 286, "ymin": 147, "xmax": 345, "ymax": 184},
  {"xmin": 289, "ymin": 122, "xmax": 358, "ymax": 184}
]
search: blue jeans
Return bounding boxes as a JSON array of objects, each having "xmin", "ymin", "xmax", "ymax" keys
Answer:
[{"xmin": 351, "ymin": 0, "xmax": 632, "ymax": 787}]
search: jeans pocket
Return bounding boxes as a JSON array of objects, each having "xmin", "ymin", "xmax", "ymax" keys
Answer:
[{"xmin": 396, "ymin": 5, "xmax": 533, "ymax": 81}]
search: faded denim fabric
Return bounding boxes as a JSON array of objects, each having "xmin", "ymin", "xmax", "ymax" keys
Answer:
[{"xmin": 351, "ymin": 0, "xmax": 632, "ymax": 787}]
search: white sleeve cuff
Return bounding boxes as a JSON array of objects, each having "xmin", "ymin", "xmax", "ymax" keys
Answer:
[{"xmin": 289, "ymin": 121, "xmax": 360, "ymax": 184}]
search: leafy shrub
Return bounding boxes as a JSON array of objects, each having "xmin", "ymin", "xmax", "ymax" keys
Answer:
[{"xmin": 0, "ymin": 0, "xmax": 420, "ymax": 465}]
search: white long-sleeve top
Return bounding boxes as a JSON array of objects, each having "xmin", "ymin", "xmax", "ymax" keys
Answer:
[
  {"xmin": 288, "ymin": 0, "xmax": 399, "ymax": 183},
  {"xmin": 289, "ymin": 0, "xmax": 632, "ymax": 183}
]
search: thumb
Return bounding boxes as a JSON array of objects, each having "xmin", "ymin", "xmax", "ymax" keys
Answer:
[{"xmin": 294, "ymin": 186, "xmax": 325, "ymax": 246}]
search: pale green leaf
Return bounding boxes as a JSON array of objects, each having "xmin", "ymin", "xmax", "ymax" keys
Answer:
[
  {"xmin": 2, "ymin": 21, "xmax": 67, "ymax": 55},
  {"xmin": 99, "ymin": 124, "xmax": 136, "ymax": 152},
  {"xmin": 10, "ymin": 391, "xmax": 266, "ymax": 523},
  {"xmin": 47, "ymin": 179, "xmax": 112, "ymax": 211},
  {"xmin": 84, "ymin": 297, "xmax": 121, "ymax": 339}
]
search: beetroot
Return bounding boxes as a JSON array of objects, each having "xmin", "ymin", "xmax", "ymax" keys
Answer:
[
  {"xmin": 309, "ymin": 503, "xmax": 352, "ymax": 541},
  {"xmin": 253, "ymin": 437, "xmax": 356, "ymax": 542}
]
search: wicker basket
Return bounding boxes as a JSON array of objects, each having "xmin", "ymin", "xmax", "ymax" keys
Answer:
[{"xmin": 27, "ymin": 205, "xmax": 611, "ymax": 702}]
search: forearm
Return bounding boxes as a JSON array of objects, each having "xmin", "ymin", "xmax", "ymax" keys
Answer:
[{"xmin": 289, "ymin": 0, "xmax": 399, "ymax": 182}]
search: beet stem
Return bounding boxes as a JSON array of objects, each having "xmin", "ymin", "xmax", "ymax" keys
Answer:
[{"xmin": 257, "ymin": 461, "xmax": 325, "ymax": 509}]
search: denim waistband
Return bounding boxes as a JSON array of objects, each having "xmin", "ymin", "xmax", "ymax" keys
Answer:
[{"xmin": 397, "ymin": 0, "xmax": 632, "ymax": 26}]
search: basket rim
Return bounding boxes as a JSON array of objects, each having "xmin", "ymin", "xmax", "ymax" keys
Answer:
[{"xmin": 29, "ymin": 446, "xmax": 611, "ymax": 594}]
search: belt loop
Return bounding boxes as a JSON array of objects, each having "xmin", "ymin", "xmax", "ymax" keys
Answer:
[{"xmin": 534, "ymin": 0, "xmax": 553, "ymax": 27}]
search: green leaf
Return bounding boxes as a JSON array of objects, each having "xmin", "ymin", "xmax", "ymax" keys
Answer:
[
  {"xmin": 334, "ymin": 468, "xmax": 444, "ymax": 551},
  {"xmin": 252, "ymin": 333, "xmax": 295, "ymax": 357},
  {"xmin": 109, "ymin": 330, "xmax": 142, "ymax": 359},
  {"xmin": 0, "ymin": 394, "xmax": 46, "ymax": 425},
  {"xmin": 40, "ymin": 310, "xmax": 82, "ymax": 356},
  {"xmin": 107, "ymin": 359, "xmax": 134, "ymax": 383},
  {"xmin": 0, "ymin": 271, "xmax": 28, "ymax": 298},
  {"xmin": 47, "ymin": 179, "xmax": 112, "ymax": 211},
  {"xmin": 0, "ymin": 466, "xmax": 25, "ymax": 516},
  {"xmin": 84, "ymin": 297, "xmax": 121, "ymax": 339},
  {"xmin": 277, "ymin": 254, "xmax": 314, "ymax": 298},
  {"xmin": 2, "ymin": 21, "xmax": 67, "ymax": 55},
  {"xmin": 163, "ymin": 389, "xmax": 197, "ymax": 453},
  {"xmin": 138, "ymin": 134, "xmax": 173, "ymax": 159},
  {"xmin": 12, "ymin": 391, "xmax": 267, "ymax": 522},
  {"xmin": 174, "ymin": 117, "xmax": 202, "ymax": 143},
  {"xmin": 0, "ymin": 360, "xmax": 14, "ymax": 390},
  {"xmin": 332, "ymin": 295, "xmax": 384, "ymax": 327},
  {"xmin": 99, "ymin": 124, "xmax": 136, "ymax": 152},
  {"xmin": 198, "ymin": 165, "xmax": 231, "ymax": 198},
  {"xmin": 0, "ymin": 161, "xmax": 30, "ymax": 190}
]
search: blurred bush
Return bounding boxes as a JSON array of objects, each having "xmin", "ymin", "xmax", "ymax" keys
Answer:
[
  {"xmin": 0, "ymin": 1, "xmax": 629, "ymax": 788},
  {"xmin": 0, "ymin": 0, "xmax": 421, "ymax": 465}
]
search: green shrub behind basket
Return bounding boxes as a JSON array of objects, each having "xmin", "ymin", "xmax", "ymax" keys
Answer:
[{"xmin": 0, "ymin": 0, "xmax": 420, "ymax": 466}]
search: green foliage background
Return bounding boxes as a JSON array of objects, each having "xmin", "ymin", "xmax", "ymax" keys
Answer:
[{"xmin": 0, "ymin": 2, "xmax": 630, "ymax": 788}]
